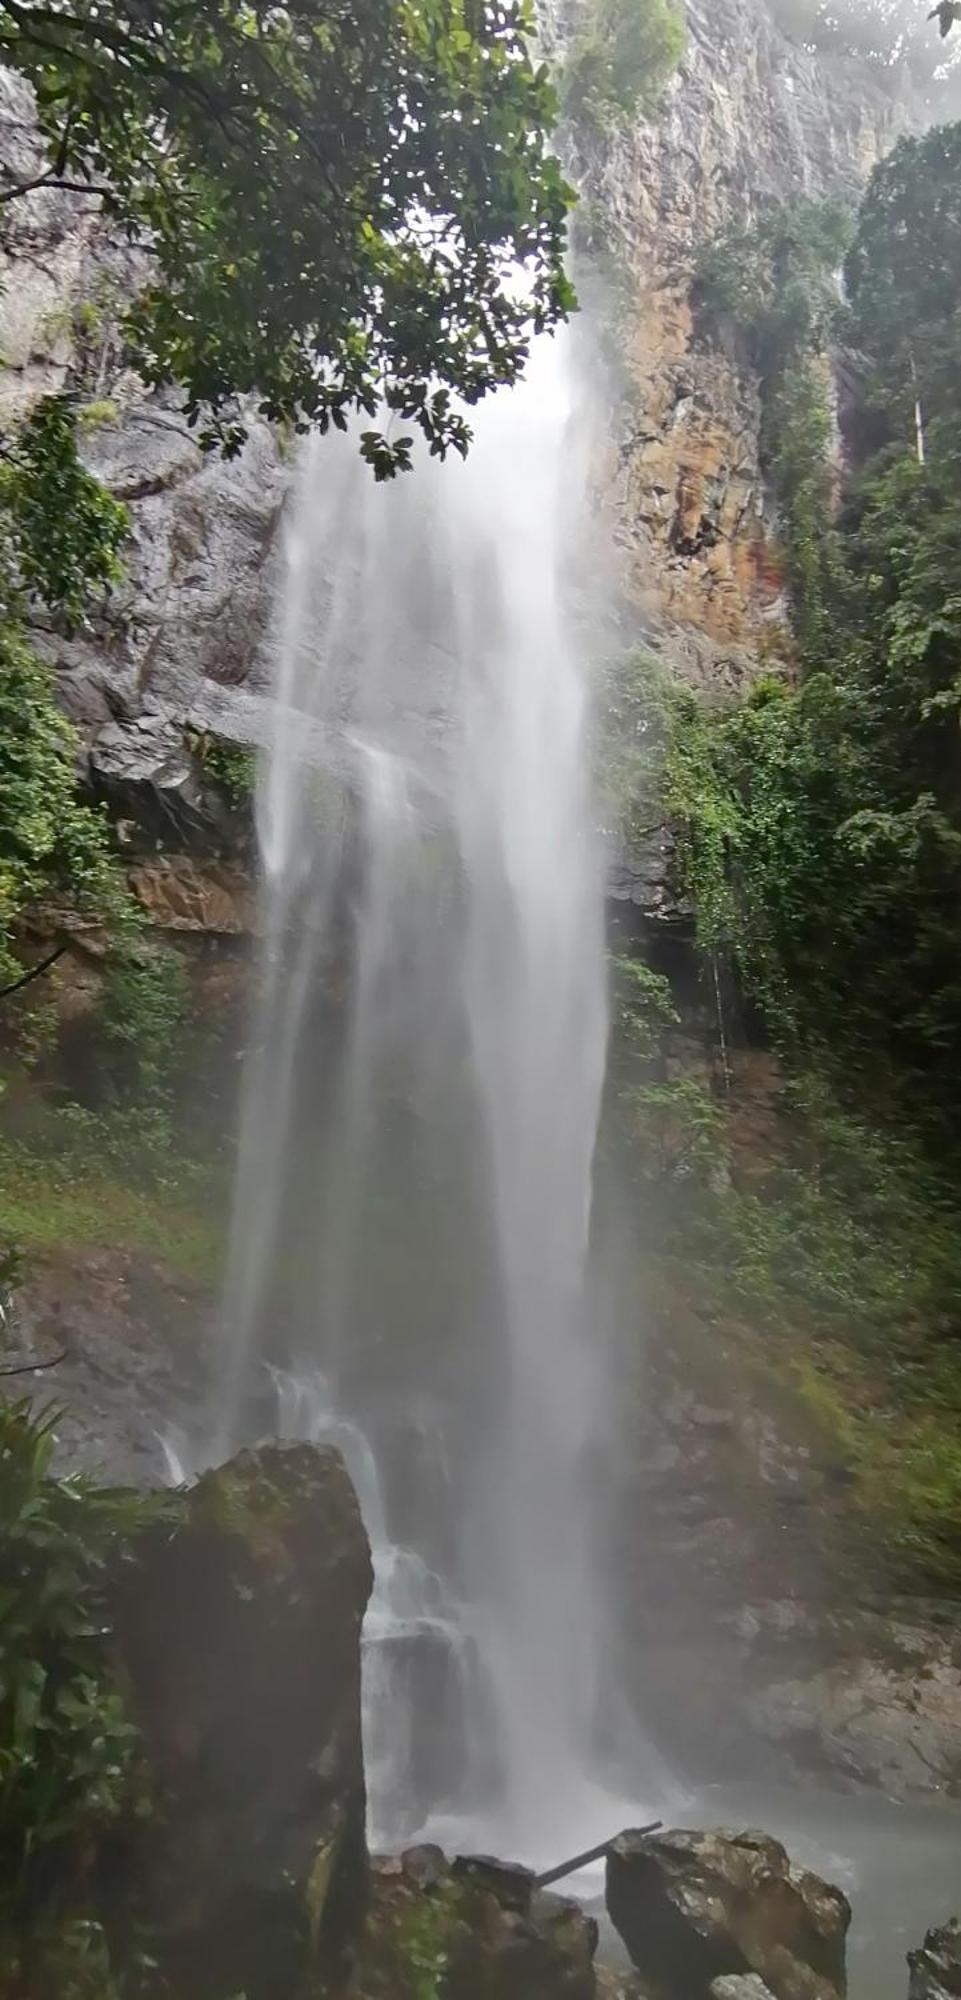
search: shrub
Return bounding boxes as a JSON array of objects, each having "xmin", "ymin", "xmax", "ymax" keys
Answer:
[
  {"xmin": 0, "ymin": 1399, "xmax": 167, "ymax": 1978},
  {"xmin": 560, "ymin": 0, "xmax": 686, "ymax": 131}
]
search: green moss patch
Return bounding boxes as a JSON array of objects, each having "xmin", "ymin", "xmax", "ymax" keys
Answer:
[{"xmin": 0, "ymin": 1136, "xmax": 223, "ymax": 1285}]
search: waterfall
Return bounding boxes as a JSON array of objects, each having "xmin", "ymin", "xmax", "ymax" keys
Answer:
[
  {"xmin": 447, "ymin": 344, "xmax": 609, "ymax": 1850},
  {"xmin": 213, "ymin": 326, "xmax": 640, "ymax": 1860}
]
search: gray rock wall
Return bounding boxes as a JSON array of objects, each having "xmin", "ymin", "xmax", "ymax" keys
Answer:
[
  {"xmin": 579, "ymin": 0, "xmax": 918, "ymax": 689},
  {"xmin": 0, "ymin": 68, "xmax": 288, "ymax": 829}
]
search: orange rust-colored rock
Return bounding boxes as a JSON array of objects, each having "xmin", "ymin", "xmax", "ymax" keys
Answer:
[
  {"xmin": 576, "ymin": 0, "xmax": 916, "ymax": 688},
  {"xmin": 129, "ymin": 854, "xmax": 257, "ymax": 934}
]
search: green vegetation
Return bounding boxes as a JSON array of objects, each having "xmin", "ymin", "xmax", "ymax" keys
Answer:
[
  {"xmin": 0, "ymin": 0, "xmax": 574, "ymax": 476},
  {"xmin": 695, "ymin": 199, "xmax": 851, "ymax": 657},
  {"xmin": 97, "ymin": 943, "xmax": 188, "ymax": 1110},
  {"xmin": 695, "ymin": 197, "xmax": 850, "ymax": 367},
  {"xmin": 0, "ymin": 392, "xmax": 189, "ymax": 1169},
  {"xmin": 188, "ymin": 730, "xmax": 258, "ymax": 812},
  {"xmin": 0, "ymin": 395, "xmax": 193, "ymax": 1188},
  {"xmin": 843, "ymin": 121, "xmax": 961, "ymax": 441},
  {"xmin": 0, "ymin": 1399, "xmax": 166, "ymax": 1997},
  {"xmin": 613, "ymin": 130, "xmax": 961, "ymax": 1591},
  {"xmin": 355, "ymin": 1880, "xmax": 466, "ymax": 2000},
  {"xmin": 0, "ymin": 396, "xmax": 127, "ymax": 628},
  {"xmin": 76, "ymin": 400, "xmax": 120, "ymax": 434},
  {"xmin": 0, "ymin": 1135, "xmax": 222, "ymax": 1283},
  {"xmin": 560, "ymin": 0, "xmax": 686, "ymax": 131},
  {"xmin": 393, "ymin": 1896, "xmax": 452, "ymax": 2000},
  {"xmin": 688, "ymin": 155, "xmax": 961, "ymax": 1153},
  {"xmin": 0, "ymin": 394, "xmax": 131, "ymax": 987},
  {"xmin": 611, "ymin": 924, "xmax": 961, "ymax": 1588},
  {"xmin": 0, "ymin": 629, "xmax": 114, "ymax": 978}
]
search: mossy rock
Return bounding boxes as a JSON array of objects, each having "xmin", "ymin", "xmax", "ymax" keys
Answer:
[
  {"xmin": 109, "ymin": 1441, "xmax": 373, "ymax": 2000},
  {"xmin": 350, "ymin": 1853, "xmax": 597, "ymax": 2000}
]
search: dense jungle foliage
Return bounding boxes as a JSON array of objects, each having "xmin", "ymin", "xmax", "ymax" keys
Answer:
[
  {"xmin": 689, "ymin": 127, "xmax": 961, "ymax": 1160},
  {"xmin": 607, "ymin": 122, "xmax": 961, "ymax": 1590},
  {"xmin": 0, "ymin": 387, "xmax": 190, "ymax": 1165},
  {"xmin": 0, "ymin": 1399, "xmax": 167, "ymax": 2000}
]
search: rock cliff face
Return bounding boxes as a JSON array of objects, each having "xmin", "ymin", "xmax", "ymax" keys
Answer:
[
  {"xmin": 0, "ymin": 1, "xmax": 920, "ymax": 813},
  {"xmin": 579, "ymin": 0, "xmax": 918, "ymax": 688},
  {"xmin": 0, "ymin": 68, "xmax": 286, "ymax": 845},
  {"xmin": 909, "ymin": 1919, "xmax": 961, "ymax": 2000}
]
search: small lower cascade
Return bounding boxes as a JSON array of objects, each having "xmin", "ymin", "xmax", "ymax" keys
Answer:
[
  {"xmin": 268, "ymin": 1369, "xmax": 495, "ymax": 1847},
  {"xmin": 165, "ymin": 1363, "xmax": 495, "ymax": 1847}
]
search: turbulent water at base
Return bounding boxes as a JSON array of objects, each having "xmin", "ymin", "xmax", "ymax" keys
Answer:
[{"xmin": 211, "ymin": 328, "xmax": 656, "ymax": 1860}]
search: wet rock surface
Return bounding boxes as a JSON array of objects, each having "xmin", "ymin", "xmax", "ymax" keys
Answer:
[
  {"xmin": 610, "ymin": 1233, "xmax": 961, "ymax": 1801},
  {"xmin": 594, "ymin": 1971, "xmax": 655, "ymax": 1999},
  {"xmin": 581, "ymin": 0, "xmax": 919, "ymax": 691},
  {"xmin": 748, "ymin": 1633, "xmax": 961, "ymax": 1798},
  {"xmin": 111, "ymin": 1441, "xmax": 374, "ymax": 1999},
  {"xmin": 0, "ymin": 73, "xmax": 288, "ymax": 841},
  {"xmin": 606, "ymin": 1826, "xmax": 850, "ymax": 2000},
  {"xmin": 350, "ymin": 1846, "xmax": 598, "ymax": 1999},
  {"xmin": 129, "ymin": 853, "xmax": 257, "ymax": 934},
  {"xmin": 908, "ymin": 1918, "xmax": 961, "ymax": 1999},
  {"xmin": 55, "ymin": 404, "xmax": 286, "ymax": 775},
  {"xmin": 711, "ymin": 1978, "xmax": 779, "ymax": 2000},
  {"xmin": 4, "ymin": 1249, "xmax": 213, "ymax": 1486}
]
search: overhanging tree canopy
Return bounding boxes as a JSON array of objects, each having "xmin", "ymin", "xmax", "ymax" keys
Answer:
[
  {"xmin": 0, "ymin": 0, "xmax": 575, "ymax": 473},
  {"xmin": 844, "ymin": 123, "xmax": 961, "ymax": 432}
]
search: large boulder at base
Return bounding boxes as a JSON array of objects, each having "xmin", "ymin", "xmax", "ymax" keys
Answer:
[
  {"xmin": 446, "ymin": 1850, "xmax": 597, "ymax": 1999},
  {"xmin": 111, "ymin": 1441, "xmax": 373, "ymax": 1999},
  {"xmin": 351, "ymin": 1847, "xmax": 598, "ymax": 1998},
  {"xmin": 909, "ymin": 1918, "xmax": 961, "ymax": 1998},
  {"xmin": 606, "ymin": 1827, "xmax": 850, "ymax": 2000}
]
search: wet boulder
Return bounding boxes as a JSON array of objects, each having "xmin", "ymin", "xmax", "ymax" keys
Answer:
[
  {"xmin": 111, "ymin": 1441, "xmax": 373, "ymax": 1999},
  {"xmin": 451, "ymin": 1853, "xmax": 538, "ymax": 1913},
  {"xmin": 594, "ymin": 1973, "xmax": 657, "ymax": 2000},
  {"xmin": 908, "ymin": 1918, "xmax": 961, "ymax": 1999},
  {"xmin": 447, "ymin": 1851, "xmax": 597, "ymax": 1999},
  {"xmin": 464, "ymin": 1886, "xmax": 597, "ymax": 1999},
  {"xmin": 711, "ymin": 1979, "xmax": 779, "ymax": 2000},
  {"xmin": 606, "ymin": 1827, "xmax": 850, "ymax": 2000},
  {"xmin": 353, "ymin": 1847, "xmax": 598, "ymax": 1999}
]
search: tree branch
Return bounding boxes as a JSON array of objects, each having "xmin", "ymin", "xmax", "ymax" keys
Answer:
[
  {"xmin": 0, "ymin": 1344, "xmax": 67, "ymax": 1376},
  {"xmin": 0, "ymin": 7, "xmax": 258, "ymax": 128},
  {"xmin": 0, "ymin": 942, "xmax": 67, "ymax": 999},
  {"xmin": 0, "ymin": 168, "xmax": 106, "ymax": 202}
]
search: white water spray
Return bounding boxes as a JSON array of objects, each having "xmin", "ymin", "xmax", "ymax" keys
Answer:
[{"xmin": 213, "ymin": 329, "xmax": 640, "ymax": 1859}]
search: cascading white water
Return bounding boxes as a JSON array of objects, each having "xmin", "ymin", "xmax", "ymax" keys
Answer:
[
  {"xmin": 212, "ymin": 326, "xmax": 640, "ymax": 1859},
  {"xmin": 447, "ymin": 353, "xmax": 609, "ymax": 1851}
]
